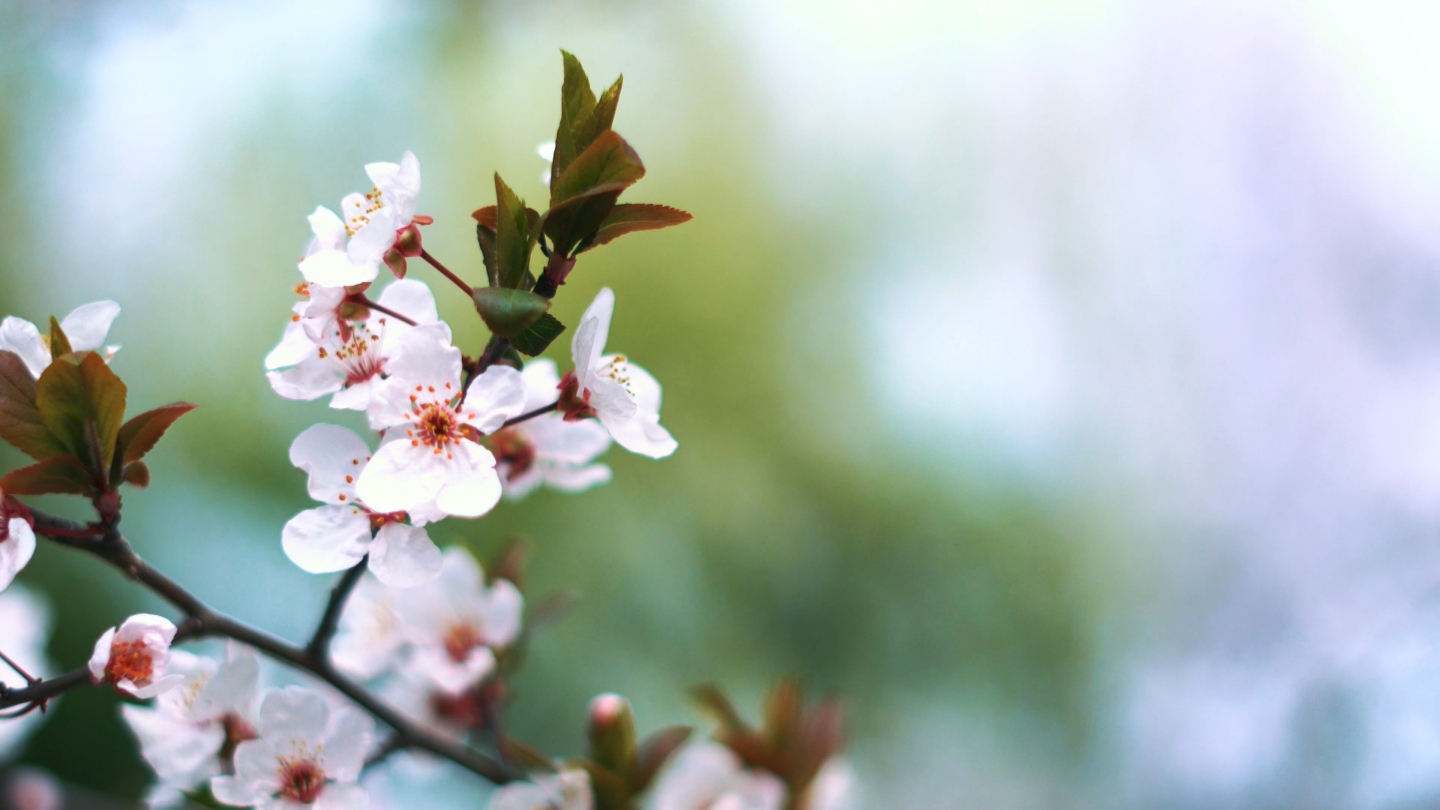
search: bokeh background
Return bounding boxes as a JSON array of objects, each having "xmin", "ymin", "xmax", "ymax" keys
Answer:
[{"xmin": 5, "ymin": 0, "xmax": 1440, "ymax": 806}]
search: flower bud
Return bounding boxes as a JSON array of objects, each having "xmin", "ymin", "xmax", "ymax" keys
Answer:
[
  {"xmin": 394, "ymin": 222, "xmax": 425, "ymax": 258},
  {"xmin": 587, "ymin": 692, "xmax": 637, "ymax": 774}
]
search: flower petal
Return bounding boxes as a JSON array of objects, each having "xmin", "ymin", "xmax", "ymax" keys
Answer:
[
  {"xmin": 0, "ymin": 518, "xmax": 36, "ymax": 592},
  {"xmin": 368, "ymin": 523, "xmax": 442, "ymax": 588},
  {"xmin": 282, "ymin": 505, "xmax": 370, "ymax": 574},
  {"xmin": 463, "ymin": 366, "xmax": 528, "ymax": 434},
  {"xmin": 264, "ymin": 313, "xmax": 316, "ymax": 371},
  {"xmin": 355, "ymin": 437, "xmax": 449, "ymax": 514},
  {"xmin": 258, "ymin": 686, "xmax": 329, "ymax": 745},
  {"xmin": 573, "ymin": 287, "xmax": 614, "ymax": 375},
  {"xmin": 481, "ymin": 579, "xmax": 524, "ymax": 649},
  {"xmin": 267, "ymin": 355, "xmax": 343, "ymax": 402},
  {"xmin": 321, "ymin": 706, "xmax": 374, "ymax": 782},
  {"xmin": 306, "ymin": 206, "xmax": 347, "ymax": 253},
  {"xmin": 0, "ymin": 317, "xmax": 49, "ymax": 378},
  {"xmin": 289, "ymin": 424, "xmax": 370, "ymax": 503},
  {"xmin": 60, "ymin": 301, "xmax": 121, "ymax": 352},
  {"xmin": 540, "ymin": 462, "xmax": 613, "ymax": 493},
  {"xmin": 600, "ymin": 409, "xmax": 678, "ymax": 459},
  {"xmin": 88, "ymin": 627, "xmax": 116, "ymax": 683},
  {"xmin": 526, "ymin": 415, "xmax": 611, "ymax": 464},
  {"xmin": 299, "ymin": 247, "xmax": 375, "ymax": 287},
  {"xmin": 374, "ymin": 278, "xmax": 438, "ymax": 327},
  {"xmin": 434, "ymin": 443, "xmax": 502, "ymax": 518}
]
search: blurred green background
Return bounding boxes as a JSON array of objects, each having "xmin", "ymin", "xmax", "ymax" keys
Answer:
[{"xmin": 10, "ymin": 0, "xmax": 1440, "ymax": 807}]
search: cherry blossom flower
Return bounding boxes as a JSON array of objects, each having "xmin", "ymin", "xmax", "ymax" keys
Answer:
[
  {"xmin": 356, "ymin": 326, "xmax": 527, "ymax": 518},
  {"xmin": 0, "ymin": 300, "xmax": 121, "ymax": 378},
  {"xmin": 537, "ymin": 140, "xmax": 555, "ymax": 187},
  {"xmin": 489, "ymin": 359, "xmax": 611, "ymax": 500},
  {"xmin": 121, "ymin": 645, "xmax": 261, "ymax": 808},
  {"xmin": 649, "ymin": 743, "xmax": 787, "ymax": 810},
  {"xmin": 265, "ymin": 280, "xmax": 440, "ymax": 412},
  {"xmin": 331, "ymin": 574, "xmax": 406, "ymax": 682},
  {"xmin": 560, "ymin": 288, "xmax": 677, "ymax": 459},
  {"xmin": 0, "ymin": 585, "xmax": 51, "ymax": 759},
  {"xmin": 211, "ymin": 686, "xmax": 372, "ymax": 810},
  {"xmin": 488, "ymin": 767, "xmax": 592, "ymax": 810},
  {"xmin": 282, "ymin": 424, "xmax": 444, "ymax": 588},
  {"xmin": 298, "ymin": 153, "xmax": 427, "ymax": 287},
  {"xmin": 798, "ymin": 759, "xmax": 856, "ymax": 810},
  {"xmin": 88, "ymin": 614, "xmax": 184, "ymax": 699},
  {"xmin": 0, "ymin": 504, "xmax": 35, "ymax": 593}
]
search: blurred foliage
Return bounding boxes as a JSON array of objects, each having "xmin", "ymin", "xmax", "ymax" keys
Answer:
[{"xmin": 0, "ymin": 1, "xmax": 1110, "ymax": 802}]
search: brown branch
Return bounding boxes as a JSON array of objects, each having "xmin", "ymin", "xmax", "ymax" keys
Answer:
[
  {"xmin": 420, "ymin": 250, "xmax": 474, "ymax": 297},
  {"xmin": 358, "ymin": 296, "xmax": 419, "ymax": 327},
  {"xmin": 306, "ymin": 558, "xmax": 368, "ymax": 661},
  {"xmin": 501, "ymin": 401, "xmax": 559, "ymax": 429},
  {"xmin": 23, "ymin": 508, "xmax": 519, "ymax": 784}
]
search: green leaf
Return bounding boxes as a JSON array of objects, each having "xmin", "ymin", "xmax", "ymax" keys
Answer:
[
  {"xmin": 0, "ymin": 351, "xmax": 64, "ymax": 461},
  {"xmin": 510, "ymin": 313, "xmax": 567, "ymax": 357},
  {"xmin": 493, "ymin": 174, "xmax": 535, "ymax": 290},
  {"xmin": 47, "ymin": 317, "xmax": 72, "ymax": 360},
  {"xmin": 577, "ymin": 203, "xmax": 693, "ymax": 253},
  {"xmin": 36, "ymin": 352, "xmax": 127, "ymax": 479},
  {"xmin": 0, "ymin": 454, "xmax": 96, "ymax": 496},
  {"xmin": 542, "ymin": 130, "xmax": 646, "ymax": 257},
  {"xmin": 473, "ymin": 206, "xmax": 500, "ymax": 288},
  {"xmin": 552, "ymin": 52, "xmax": 624, "ymax": 193},
  {"xmin": 115, "ymin": 402, "xmax": 196, "ymax": 469},
  {"xmin": 472, "ymin": 288, "xmax": 551, "ymax": 339}
]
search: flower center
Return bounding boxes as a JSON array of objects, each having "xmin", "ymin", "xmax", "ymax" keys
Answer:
[
  {"xmin": 430, "ymin": 688, "xmax": 486, "ymax": 730},
  {"xmin": 327, "ymin": 323, "xmax": 384, "ymax": 386},
  {"xmin": 345, "ymin": 186, "xmax": 386, "ymax": 237},
  {"xmin": 488, "ymin": 428, "xmax": 536, "ymax": 476},
  {"xmin": 368, "ymin": 510, "xmax": 408, "ymax": 531},
  {"xmin": 105, "ymin": 639, "xmax": 154, "ymax": 684},
  {"xmin": 220, "ymin": 713, "xmax": 259, "ymax": 767},
  {"xmin": 278, "ymin": 757, "xmax": 326, "ymax": 804},
  {"xmin": 442, "ymin": 622, "xmax": 485, "ymax": 664}
]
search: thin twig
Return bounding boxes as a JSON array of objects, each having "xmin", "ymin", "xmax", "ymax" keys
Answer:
[
  {"xmin": 364, "ymin": 733, "xmax": 408, "ymax": 770},
  {"xmin": 421, "ymin": 250, "xmax": 474, "ymax": 297},
  {"xmin": 359, "ymin": 296, "xmax": 419, "ymax": 327},
  {"xmin": 23, "ymin": 507, "xmax": 519, "ymax": 784},
  {"xmin": 306, "ymin": 558, "xmax": 368, "ymax": 661},
  {"xmin": 501, "ymin": 401, "xmax": 559, "ymax": 430}
]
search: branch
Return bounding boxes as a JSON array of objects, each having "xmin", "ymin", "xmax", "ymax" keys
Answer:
[
  {"xmin": 23, "ymin": 508, "xmax": 520, "ymax": 784},
  {"xmin": 0, "ymin": 667, "xmax": 88, "ymax": 712},
  {"xmin": 501, "ymin": 401, "xmax": 558, "ymax": 429},
  {"xmin": 358, "ymin": 295, "xmax": 419, "ymax": 327},
  {"xmin": 306, "ymin": 558, "xmax": 368, "ymax": 661}
]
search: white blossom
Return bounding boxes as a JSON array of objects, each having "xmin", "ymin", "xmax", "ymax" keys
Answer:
[
  {"xmin": 265, "ymin": 280, "xmax": 440, "ymax": 412},
  {"xmin": 0, "ymin": 585, "xmax": 52, "ymax": 759},
  {"xmin": 356, "ymin": 326, "xmax": 526, "ymax": 518},
  {"xmin": 538, "ymin": 140, "xmax": 556, "ymax": 187},
  {"xmin": 298, "ymin": 153, "xmax": 423, "ymax": 287},
  {"xmin": 282, "ymin": 424, "xmax": 443, "ymax": 588},
  {"xmin": 399, "ymin": 548, "xmax": 523, "ymax": 695},
  {"xmin": 0, "ymin": 300, "xmax": 120, "ymax": 378},
  {"xmin": 121, "ymin": 646, "xmax": 261, "ymax": 808},
  {"xmin": 649, "ymin": 743, "xmax": 787, "ymax": 810},
  {"xmin": 491, "ymin": 359, "xmax": 611, "ymax": 499},
  {"xmin": 561, "ymin": 288, "xmax": 677, "ymax": 459},
  {"xmin": 0, "ymin": 514, "xmax": 35, "ymax": 593},
  {"xmin": 88, "ymin": 614, "xmax": 183, "ymax": 699},
  {"xmin": 488, "ymin": 767, "xmax": 592, "ymax": 810},
  {"xmin": 799, "ymin": 758, "xmax": 856, "ymax": 810},
  {"xmin": 211, "ymin": 686, "xmax": 372, "ymax": 810}
]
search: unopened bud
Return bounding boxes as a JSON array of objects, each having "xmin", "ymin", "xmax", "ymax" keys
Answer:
[
  {"xmin": 394, "ymin": 223, "xmax": 425, "ymax": 258},
  {"xmin": 587, "ymin": 692, "xmax": 637, "ymax": 774}
]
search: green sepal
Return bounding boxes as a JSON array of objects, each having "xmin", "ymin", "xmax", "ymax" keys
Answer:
[
  {"xmin": 510, "ymin": 313, "xmax": 567, "ymax": 357},
  {"xmin": 472, "ymin": 288, "xmax": 551, "ymax": 339}
]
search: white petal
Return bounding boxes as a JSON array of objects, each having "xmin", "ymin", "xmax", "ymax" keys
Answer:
[
  {"xmin": 282, "ymin": 505, "xmax": 370, "ymax": 574},
  {"xmin": 526, "ymin": 415, "xmax": 611, "ymax": 464},
  {"xmin": 60, "ymin": 300, "xmax": 121, "ymax": 352},
  {"xmin": 307, "ymin": 206, "xmax": 348, "ymax": 252},
  {"xmin": 374, "ymin": 278, "xmax": 438, "ymax": 326},
  {"xmin": 0, "ymin": 317, "xmax": 50, "ymax": 378},
  {"xmin": 612, "ymin": 358, "xmax": 664, "ymax": 415},
  {"xmin": 521, "ymin": 358, "xmax": 561, "ymax": 408},
  {"xmin": 328, "ymin": 378, "xmax": 376, "ymax": 411},
  {"xmin": 463, "ymin": 366, "xmax": 528, "ymax": 434},
  {"xmin": 264, "ymin": 316, "xmax": 317, "ymax": 371},
  {"xmin": 537, "ymin": 140, "xmax": 556, "ymax": 161},
  {"xmin": 368, "ymin": 523, "xmax": 442, "ymax": 588},
  {"xmin": 0, "ymin": 518, "xmax": 35, "ymax": 592},
  {"xmin": 355, "ymin": 438, "xmax": 449, "ymax": 513},
  {"xmin": 383, "ymin": 322, "xmax": 460, "ymax": 390},
  {"xmin": 193, "ymin": 646, "xmax": 260, "ymax": 720},
  {"xmin": 434, "ymin": 443, "xmax": 502, "ymax": 518},
  {"xmin": 322, "ymin": 706, "xmax": 374, "ymax": 782},
  {"xmin": 315, "ymin": 783, "xmax": 369, "ymax": 810},
  {"xmin": 258, "ymin": 686, "xmax": 329, "ymax": 744},
  {"xmin": 601, "ymin": 409, "xmax": 677, "ymax": 459},
  {"xmin": 125, "ymin": 672, "xmax": 185, "ymax": 699},
  {"xmin": 500, "ymin": 466, "xmax": 543, "ymax": 500},
  {"xmin": 212, "ymin": 739, "xmax": 278, "ymax": 805},
  {"xmin": 586, "ymin": 376, "xmax": 638, "ymax": 422},
  {"xmin": 122, "ymin": 704, "xmax": 224, "ymax": 782},
  {"xmin": 88, "ymin": 627, "xmax": 116, "ymax": 683},
  {"xmin": 289, "ymin": 424, "xmax": 371, "ymax": 503},
  {"xmin": 347, "ymin": 207, "xmax": 400, "ymax": 266},
  {"xmin": 481, "ymin": 579, "xmax": 524, "ymax": 649},
  {"xmin": 300, "ymin": 249, "xmax": 375, "ymax": 287},
  {"xmin": 409, "ymin": 644, "xmax": 495, "ymax": 695},
  {"xmin": 540, "ymin": 462, "xmax": 613, "ymax": 493},
  {"xmin": 266, "ymin": 355, "xmax": 343, "ymax": 402}
]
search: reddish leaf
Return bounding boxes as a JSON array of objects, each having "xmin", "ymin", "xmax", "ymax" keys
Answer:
[
  {"xmin": 117, "ymin": 403, "xmax": 197, "ymax": 464},
  {"xmin": 122, "ymin": 460, "xmax": 151, "ymax": 489},
  {"xmin": 0, "ymin": 351, "xmax": 63, "ymax": 461},
  {"xmin": 578, "ymin": 204, "xmax": 692, "ymax": 253},
  {"xmin": 0, "ymin": 455, "xmax": 96, "ymax": 496},
  {"xmin": 471, "ymin": 205, "xmax": 499, "ymax": 229}
]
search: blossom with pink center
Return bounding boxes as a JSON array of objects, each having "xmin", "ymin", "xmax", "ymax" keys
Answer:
[
  {"xmin": 562, "ymin": 288, "xmax": 677, "ymax": 459},
  {"xmin": 0, "ymin": 300, "xmax": 121, "ymax": 378},
  {"xmin": 488, "ymin": 767, "xmax": 593, "ymax": 810},
  {"xmin": 649, "ymin": 743, "xmax": 788, "ymax": 810},
  {"xmin": 282, "ymin": 424, "xmax": 444, "ymax": 588},
  {"xmin": 88, "ymin": 614, "xmax": 184, "ymax": 699},
  {"xmin": 356, "ymin": 326, "xmax": 527, "ymax": 518},
  {"xmin": 121, "ymin": 645, "xmax": 261, "ymax": 808},
  {"xmin": 265, "ymin": 280, "xmax": 440, "ymax": 412},
  {"xmin": 211, "ymin": 686, "xmax": 372, "ymax": 810},
  {"xmin": 0, "ymin": 505, "xmax": 35, "ymax": 593},
  {"xmin": 490, "ymin": 359, "xmax": 612, "ymax": 500},
  {"xmin": 399, "ymin": 548, "xmax": 523, "ymax": 695},
  {"xmin": 298, "ymin": 153, "xmax": 425, "ymax": 287}
]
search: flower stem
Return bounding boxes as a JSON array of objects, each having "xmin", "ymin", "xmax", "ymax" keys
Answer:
[
  {"xmin": 421, "ymin": 250, "xmax": 474, "ymax": 297},
  {"xmin": 359, "ymin": 296, "xmax": 419, "ymax": 327},
  {"xmin": 19, "ymin": 508, "xmax": 520, "ymax": 785},
  {"xmin": 501, "ymin": 401, "xmax": 559, "ymax": 429},
  {"xmin": 306, "ymin": 557, "xmax": 368, "ymax": 662}
]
